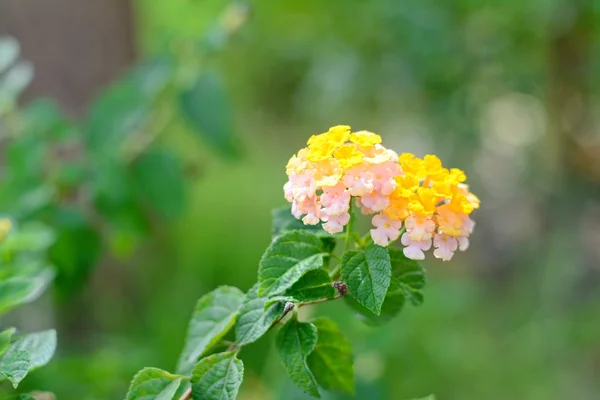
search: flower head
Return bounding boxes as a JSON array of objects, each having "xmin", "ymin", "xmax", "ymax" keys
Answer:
[{"xmin": 283, "ymin": 125, "xmax": 479, "ymax": 261}]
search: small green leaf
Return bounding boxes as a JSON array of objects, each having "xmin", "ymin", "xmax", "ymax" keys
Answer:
[
  {"xmin": 0, "ymin": 330, "xmax": 50, "ymax": 388},
  {"xmin": 0, "ymin": 36, "xmax": 19, "ymax": 73},
  {"xmin": 345, "ymin": 249, "xmax": 425, "ymax": 325},
  {"xmin": 285, "ymin": 269, "xmax": 335, "ymax": 303},
  {"xmin": 235, "ymin": 284, "xmax": 284, "ymax": 347},
  {"xmin": 341, "ymin": 243, "xmax": 391, "ymax": 315},
  {"xmin": 344, "ymin": 292, "xmax": 403, "ymax": 327},
  {"xmin": 258, "ymin": 230, "xmax": 327, "ymax": 297},
  {"xmin": 21, "ymin": 98, "xmax": 76, "ymax": 140},
  {"xmin": 10, "ymin": 330, "xmax": 56, "ymax": 369},
  {"xmin": 411, "ymin": 395, "xmax": 436, "ymax": 400},
  {"xmin": 177, "ymin": 286, "xmax": 244, "ymax": 375},
  {"xmin": 178, "ymin": 71, "xmax": 238, "ymax": 157},
  {"xmin": 126, "ymin": 56, "xmax": 174, "ymax": 99},
  {"xmin": 0, "ymin": 349, "xmax": 30, "ymax": 388},
  {"xmin": 307, "ymin": 318, "xmax": 354, "ymax": 395},
  {"xmin": 271, "ymin": 206, "xmax": 329, "ymax": 237},
  {"xmin": 84, "ymin": 80, "xmax": 149, "ymax": 155},
  {"xmin": 131, "ymin": 148, "xmax": 185, "ymax": 220},
  {"xmin": 0, "ymin": 277, "xmax": 47, "ymax": 315},
  {"xmin": 48, "ymin": 213, "xmax": 101, "ymax": 300},
  {"xmin": 12, "ymin": 394, "xmax": 38, "ymax": 400},
  {"xmin": 125, "ymin": 367, "xmax": 183, "ymax": 400},
  {"xmin": 191, "ymin": 352, "xmax": 244, "ymax": 400},
  {"xmin": 0, "ymin": 328, "xmax": 16, "ymax": 357},
  {"xmin": 389, "ymin": 248, "xmax": 426, "ymax": 306},
  {"xmin": 0, "ymin": 221, "xmax": 55, "ymax": 254},
  {"xmin": 0, "ymin": 61, "xmax": 34, "ymax": 102},
  {"xmin": 276, "ymin": 317, "xmax": 320, "ymax": 398}
]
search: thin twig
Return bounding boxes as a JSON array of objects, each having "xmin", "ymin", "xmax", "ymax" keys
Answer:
[
  {"xmin": 297, "ymin": 293, "xmax": 345, "ymax": 307},
  {"xmin": 270, "ymin": 301, "xmax": 296, "ymax": 327},
  {"xmin": 179, "ymin": 387, "xmax": 192, "ymax": 400},
  {"xmin": 226, "ymin": 341, "xmax": 237, "ymax": 352},
  {"xmin": 329, "ymin": 264, "xmax": 341, "ymax": 280}
]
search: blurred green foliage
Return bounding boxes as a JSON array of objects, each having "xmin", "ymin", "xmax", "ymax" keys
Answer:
[
  {"xmin": 0, "ymin": 221, "xmax": 57, "ymax": 397},
  {"xmin": 1, "ymin": 0, "xmax": 599, "ymax": 399}
]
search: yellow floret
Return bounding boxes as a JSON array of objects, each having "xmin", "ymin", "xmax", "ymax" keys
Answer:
[
  {"xmin": 349, "ymin": 130, "xmax": 382, "ymax": 147},
  {"xmin": 325, "ymin": 125, "xmax": 351, "ymax": 147},
  {"xmin": 423, "ymin": 154, "xmax": 448, "ymax": 182},
  {"xmin": 449, "ymin": 194, "xmax": 474, "ymax": 215},
  {"xmin": 333, "ymin": 144, "xmax": 364, "ymax": 169},
  {"xmin": 447, "ymin": 168, "xmax": 466, "ymax": 185},
  {"xmin": 408, "ymin": 188, "xmax": 438, "ymax": 216},
  {"xmin": 399, "ymin": 153, "xmax": 426, "ymax": 179},
  {"xmin": 305, "ymin": 142, "xmax": 337, "ymax": 162},
  {"xmin": 383, "ymin": 191, "xmax": 410, "ymax": 220},
  {"xmin": 305, "ymin": 125, "xmax": 351, "ymax": 162},
  {"xmin": 431, "ymin": 181, "xmax": 453, "ymax": 199},
  {"xmin": 394, "ymin": 174, "xmax": 420, "ymax": 197},
  {"xmin": 435, "ymin": 205, "xmax": 464, "ymax": 237}
]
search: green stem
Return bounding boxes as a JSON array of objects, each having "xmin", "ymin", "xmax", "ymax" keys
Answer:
[
  {"xmin": 297, "ymin": 293, "xmax": 345, "ymax": 308},
  {"xmin": 398, "ymin": 226, "xmax": 406, "ymax": 238},
  {"xmin": 179, "ymin": 388, "xmax": 192, "ymax": 400},
  {"xmin": 329, "ymin": 264, "xmax": 341, "ymax": 279}
]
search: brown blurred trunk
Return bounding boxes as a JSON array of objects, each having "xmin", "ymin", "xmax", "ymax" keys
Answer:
[
  {"xmin": 541, "ymin": 0, "xmax": 596, "ymax": 307},
  {"xmin": 0, "ymin": 0, "xmax": 137, "ymax": 344},
  {"xmin": 0, "ymin": 0, "xmax": 136, "ymax": 116},
  {"xmin": 547, "ymin": 0, "xmax": 594, "ymax": 181}
]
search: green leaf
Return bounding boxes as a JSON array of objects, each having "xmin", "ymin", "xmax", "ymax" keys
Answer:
[
  {"xmin": 0, "ymin": 330, "xmax": 51, "ymax": 388},
  {"xmin": 10, "ymin": 330, "xmax": 56, "ymax": 369},
  {"xmin": 177, "ymin": 286, "xmax": 244, "ymax": 375},
  {"xmin": 258, "ymin": 230, "xmax": 327, "ymax": 297},
  {"xmin": 48, "ymin": 212, "xmax": 101, "ymax": 300},
  {"xmin": 0, "ymin": 331, "xmax": 56, "ymax": 387},
  {"xmin": 341, "ymin": 243, "xmax": 391, "ymax": 315},
  {"xmin": 21, "ymin": 98, "xmax": 76, "ymax": 140},
  {"xmin": 11, "ymin": 394, "xmax": 38, "ymax": 400},
  {"xmin": 235, "ymin": 284, "xmax": 284, "ymax": 347},
  {"xmin": 0, "ymin": 36, "xmax": 19, "ymax": 73},
  {"xmin": 344, "ymin": 249, "xmax": 425, "ymax": 325},
  {"xmin": 126, "ymin": 56, "xmax": 174, "ymax": 100},
  {"xmin": 0, "ymin": 221, "xmax": 55, "ymax": 254},
  {"xmin": 285, "ymin": 269, "xmax": 335, "ymax": 303},
  {"xmin": 5, "ymin": 134, "xmax": 46, "ymax": 186},
  {"xmin": 131, "ymin": 148, "xmax": 185, "ymax": 220},
  {"xmin": 344, "ymin": 292, "xmax": 402, "ymax": 327},
  {"xmin": 0, "ymin": 277, "xmax": 48, "ymax": 315},
  {"xmin": 0, "ymin": 61, "xmax": 34, "ymax": 101},
  {"xmin": 271, "ymin": 206, "xmax": 329, "ymax": 237},
  {"xmin": 0, "ymin": 349, "xmax": 30, "ymax": 388},
  {"xmin": 307, "ymin": 318, "xmax": 354, "ymax": 395},
  {"xmin": 84, "ymin": 80, "xmax": 149, "ymax": 155},
  {"xmin": 389, "ymin": 248, "xmax": 426, "ymax": 306},
  {"xmin": 276, "ymin": 317, "xmax": 320, "ymax": 398},
  {"xmin": 125, "ymin": 367, "xmax": 183, "ymax": 400},
  {"xmin": 0, "ymin": 328, "xmax": 15, "ymax": 356},
  {"xmin": 411, "ymin": 395, "xmax": 436, "ymax": 400},
  {"xmin": 191, "ymin": 352, "xmax": 244, "ymax": 400},
  {"xmin": 178, "ymin": 71, "xmax": 238, "ymax": 157}
]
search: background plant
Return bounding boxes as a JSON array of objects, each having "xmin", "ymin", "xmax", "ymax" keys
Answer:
[
  {"xmin": 125, "ymin": 202, "xmax": 427, "ymax": 399},
  {"xmin": 0, "ymin": 221, "xmax": 57, "ymax": 398},
  {"xmin": 0, "ymin": 0, "xmax": 599, "ymax": 398}
]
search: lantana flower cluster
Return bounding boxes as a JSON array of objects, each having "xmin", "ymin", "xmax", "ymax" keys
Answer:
[{"xmin": 284, "ymin": 125, "xmax": 480, "ymax": 261}]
